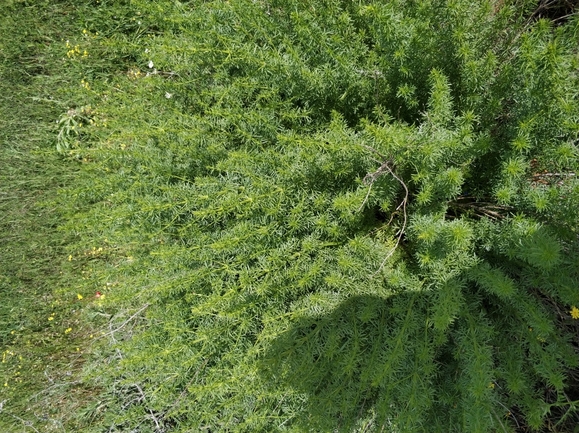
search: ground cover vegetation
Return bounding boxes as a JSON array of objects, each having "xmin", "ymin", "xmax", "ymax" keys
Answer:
[
  {"xmin": 0, "ymin": 1, "xmax": 112, "ymax": 431},
  {"xmin": 2, "ymin": 0, "xmax": 579, "ymax": 432}
]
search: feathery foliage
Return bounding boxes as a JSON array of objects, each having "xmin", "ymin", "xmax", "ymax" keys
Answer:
[{"xmin": 53, "ymin": 0, "xmax": 579, "ymax": 431}]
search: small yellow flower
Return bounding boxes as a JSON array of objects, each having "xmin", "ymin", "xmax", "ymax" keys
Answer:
[
  {"xmin": 48, "ymin": 316, "xmax": 54, "ymax": 321},
  {"xmin": 570, "ymin": 306, "xmax": 579, "ymax": 320},
  {"xmin": 68, "ymin": 254, "xmax": 72, "ymax": 261},
  {"xmin": 77, "ymin": 293, "xmax": 83, "ymax": 300},
  {"xmin": 65, "ymin": 328, "xmax": 72, "ymax": 334}
]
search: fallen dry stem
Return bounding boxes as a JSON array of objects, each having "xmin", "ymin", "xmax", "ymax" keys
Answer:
[
  {"xmin": 357, "ymin": 145, "xmax": 409, "ymax": 276},
  {"xmin": 97, "ymin": 303, "xmax": 150, "ymax": 340}
]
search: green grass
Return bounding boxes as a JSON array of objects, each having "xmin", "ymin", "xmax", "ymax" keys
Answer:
[
  {"xmin": 0, "ymin": 2, "xmax": 106, "ymax": 431},
  {"xmin": 0, "ymin": 1, "xmax": 175, "ymax": 430}
]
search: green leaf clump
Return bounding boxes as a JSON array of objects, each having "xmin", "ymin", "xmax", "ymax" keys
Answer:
[{"xmin": 62, "ymin": 0, "xmax": 579, "ymax": 431}]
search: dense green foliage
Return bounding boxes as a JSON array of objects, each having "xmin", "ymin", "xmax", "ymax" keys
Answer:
[{"xmin": 34, "ymin": 0, "xmax": 579, "ymax": 431}]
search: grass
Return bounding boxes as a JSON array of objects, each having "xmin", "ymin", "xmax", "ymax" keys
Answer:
[
  {"xmin": 0, "ymin": 1, "xmax": 106, "ymax": 431},
  {"xmin": 1, "ymin": 1, "xmax": 174, "ymax": 430}
]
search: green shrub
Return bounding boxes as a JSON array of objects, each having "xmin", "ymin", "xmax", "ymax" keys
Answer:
[{"xmin": 62, "ymin": 0, "xmax": 579, "ymax": 431}]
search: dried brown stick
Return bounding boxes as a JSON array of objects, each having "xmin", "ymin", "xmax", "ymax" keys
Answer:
[
  {"xmin": 373, "ymin": 163, "xmax": 409, "ymax": 276},
  {"xmin": 357, "ymin": 144, "xmax": 409, "ymax": 275},
  {"xmin": 357, "ymin": 160, "xmax": 393, "ymax": 212}
]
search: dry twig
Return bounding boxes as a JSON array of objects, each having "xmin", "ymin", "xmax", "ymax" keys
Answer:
[
  {"xmin": 97, "ymin": 303, "xmax": 150, "ymax": 340},
  {"xmin": 134, "ymin": 383, "xmax": 163, "ymax": 432},
  {"xmin": 357, "ymin": 144, "xmax": 409, "ymax": 275}
]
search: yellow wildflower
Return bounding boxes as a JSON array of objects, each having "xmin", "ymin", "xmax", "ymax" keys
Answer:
[
  {"xmin": 48, "ymin": 316, "xmax": 54, "ymax": 321},
  {"xmin": 77, "ymin": 293, "xmax": 83, "ymax": 300},
  {"xmin": 65, "ymin": 328, "xmax": 72, "ymax": 334},
  {"xmin": 570, "ymin": 306, "xmax": 579, "ymax": 320}
]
